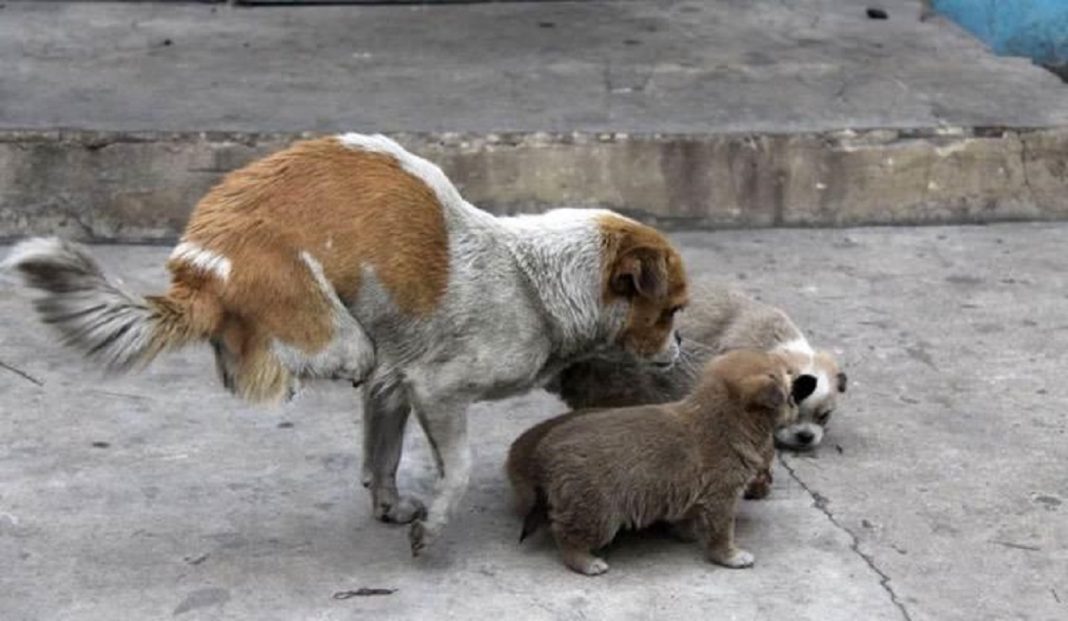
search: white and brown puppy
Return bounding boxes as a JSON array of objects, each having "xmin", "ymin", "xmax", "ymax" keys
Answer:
[
  {"xmin": 3, "ymin": 134, "xmax": 689, "ymax": 555},
  {"xmin": 508, "ymin": 349, "xmax": 808, "ymax": 575},
  {"xmin": 549, "ymin": 281, "xmax": 845, "ymax": 496}
]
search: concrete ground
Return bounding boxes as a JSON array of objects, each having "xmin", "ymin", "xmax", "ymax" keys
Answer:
[
  {"xmin": 2, "ymin": 0, "xmax": 1068, "ymax": 237},
  {"xmin": 3, "ymin": 0, "xmax": 1065, "ymax": 133},
  {"xmin": 1, "ymin": 224, "xmax": 1066, "ymax": 620}
]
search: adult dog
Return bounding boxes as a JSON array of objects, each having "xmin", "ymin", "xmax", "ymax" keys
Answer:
[{"xmin": 4, "ymin": 134, "xmax": 688, "ymax": 555}]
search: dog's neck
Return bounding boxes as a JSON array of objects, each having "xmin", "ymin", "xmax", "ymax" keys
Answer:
[
  {"xmin": 497, "ymin": 210, "xmax": 620, "ymax": 361},
  {"xmin": 680, "ymin": 381, "xmax": 777, "ymax": 469}
]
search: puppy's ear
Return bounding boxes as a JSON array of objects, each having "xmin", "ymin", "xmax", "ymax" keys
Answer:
[
  {"xmin": 747, "ymin": 374, "xmax": 786, "ymax": 411},
  {"xmin": 836, "ymin": 372, "xmax": 848, "ymax": 393},
  {"xmin": 792, "ymin": 374, "xmax": 818, "ymax": 403},
  {"xmin": 611, "ymin": 246, "xmax": 668, "ymax": 300}
]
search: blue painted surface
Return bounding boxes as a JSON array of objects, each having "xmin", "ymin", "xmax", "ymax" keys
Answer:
[{"xmin": 933, "ymin": 0, "xmax": 1068, "ymax": 65}]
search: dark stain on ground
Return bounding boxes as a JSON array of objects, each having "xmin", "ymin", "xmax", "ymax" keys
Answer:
[
  {"xmin": 905, "ymin": 344, "xmax": 937, "ymax": 369},
  {"xmin": 91, "ymin": 441, "xmax": 110, "ymax": 449},
  {"xmin": 1034, "ymin": 495, "xmax": 1062, "ymax": 509},
  {"xmin": 945, "ymin": 275, "xmax": 984, "ymax": 286},
  {"xmin": 173, "ymin": 587, "xmax": 230, "ymax": 616}
]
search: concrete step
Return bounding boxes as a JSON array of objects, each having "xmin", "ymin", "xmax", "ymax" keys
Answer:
[{"xmin": 2, "ymin": 0, "xmax": 1067, "ymax": 240}]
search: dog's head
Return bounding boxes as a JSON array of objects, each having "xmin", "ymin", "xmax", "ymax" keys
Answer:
[
  {"xmin": 706, "ymin": 349, "xmax": 801, "ymax": 428},
  {"xmin": 597, "ymin": 214, "xmax": 688, "ymax": 368},
  {"xmin": 774, "ymin": 349, "xmax": 846, "ymax": 451}
]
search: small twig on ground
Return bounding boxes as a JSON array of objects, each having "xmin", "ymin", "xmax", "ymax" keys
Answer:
[
  {"xmin": 990, "ymin": 540, "xmax": 1041, "ymax": 552},
  {"xmin": 333, "ymin": 588, "xmax": 396, "ymax": 600}
]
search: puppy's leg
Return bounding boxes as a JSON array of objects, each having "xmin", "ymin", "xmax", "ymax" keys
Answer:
[
  {"xmin": 407, "ymin": 401, "xmax": 471, "ymax": 555},
  {"xmin": 360, "ymin": 383, "xmax": 425, "ymax": 524},
  {"xmin": 697, "ymin": 498, "xmax": 754, "ymax": 568},
  {"xmin": 556, "ymin": 542, "xmax": 609, "ymax": 576},
  {"xmin": 744, "ymin": 440, "xmax": 776, "ymax": 500},
  {"xmin": 669, "ymin": 518, "xmax": 700, "ymax": 542},
  {"xmin": 548, "ymin": 496, "xmax": 613, "ymax": 575}
]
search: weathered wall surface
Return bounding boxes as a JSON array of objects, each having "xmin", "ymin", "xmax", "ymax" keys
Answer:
[{"xmin": 2, "ymin": 129, "xmax": 1066, "ymax": 241}]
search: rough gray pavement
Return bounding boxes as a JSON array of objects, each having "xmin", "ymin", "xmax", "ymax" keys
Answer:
[
  {"xmin": 2, "ymin": 0, "xmax": 1066, "ymax": 133},
  {"xmin": 1, "ymin": 224, "xmax": 1066, "ymax": 620}
]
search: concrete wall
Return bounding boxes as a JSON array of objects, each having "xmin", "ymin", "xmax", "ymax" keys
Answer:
[
  {"xmin": 934, "ymin": 0, "xmax": 1068, "ymax": 65},
  {"xmin": 3, "ymin": 128, "xmax": 1068, "ymax": 242}
]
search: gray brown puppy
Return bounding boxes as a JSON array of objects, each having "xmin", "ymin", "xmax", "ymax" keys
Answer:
[
  {"xmin": 547, "ymin": 281, "xmax": 846, "ymax": 499},
  {"xmin": 508, "ymin": 349, "xmax": 814, "ymax": 575}
]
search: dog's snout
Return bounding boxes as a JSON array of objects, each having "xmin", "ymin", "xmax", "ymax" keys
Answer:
[{"xmin": 795, "ymin": 429, "xmax": 816, "ymax": 445}]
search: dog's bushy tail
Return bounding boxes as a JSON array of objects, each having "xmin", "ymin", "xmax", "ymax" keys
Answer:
[{"xmin": 3, "ymin": 237, "xmax": 220, "ymax": 372}]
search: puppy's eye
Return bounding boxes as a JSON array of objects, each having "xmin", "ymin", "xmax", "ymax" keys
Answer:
[{"xmin": 816, "ymin": 410, "xmax": 832, "ymax": 423}]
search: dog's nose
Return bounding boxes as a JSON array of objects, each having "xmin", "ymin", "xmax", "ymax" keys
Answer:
[{"xmin": 796, "ymin": 429, "xmax": 815, "ymax": 445}]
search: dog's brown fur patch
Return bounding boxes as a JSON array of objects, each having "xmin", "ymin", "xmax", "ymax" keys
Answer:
[
  {"xmin": 162, "ymin": 137, "xmax": 450, "ymax": 400},
  {"xmin": 507, "ymin": 349, "xmax": 795, "ymax": 574},
  {"xmin": 596, "ymin": 213, "xmax": 688, "ymax": 357}
]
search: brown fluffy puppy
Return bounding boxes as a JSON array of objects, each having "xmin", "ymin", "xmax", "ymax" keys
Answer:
[{"xmin": 507, "ymin": 349, "xmax": 811, "ymax": 576}]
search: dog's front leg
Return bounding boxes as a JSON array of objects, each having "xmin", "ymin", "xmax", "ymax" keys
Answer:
[
  {"xmin": 697, "ymin": 497, "xmax": 754, "ymax": 569},
  {"xmin": 408, "ymin": 401, "xmax": 471, "ymax": 556},
  {"xmin": 744, "ymin": 440, "xmax": 776, "ymax": 500},
  {"xmin": 360, "ymin": 383, "xmax": 425, "ymax": 524}
]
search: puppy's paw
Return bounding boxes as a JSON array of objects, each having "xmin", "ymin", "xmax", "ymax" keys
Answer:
[
  {"xmin": 578, "ymin": 557, "xmax": 610, "ymax": 576},
  {"xmin": 564, "ymin": 556, "xmax": 609, "ymax": 576},
  {"xmin": 710, "ymin": 547, "xmax": 755, "ymax": 569},
  {"xmin": 743, "ymin": 478, "xmax": 771, "ymax": 500},
  {"xmin": 375, "ymin": 496, "xmax": 426, "ymax": 524},
  {"xmin": 561, "ymin": 548, "xmax": 610, "ymax": 576},
  {"xmin": 408, "ymin": 519, "xmax": 441, "ymax": 557}
]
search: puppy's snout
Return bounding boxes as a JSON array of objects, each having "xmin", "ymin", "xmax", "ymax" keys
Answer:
[{"xmin": 795, "ymin": 429, "xmax": 816, "ymax": 445}]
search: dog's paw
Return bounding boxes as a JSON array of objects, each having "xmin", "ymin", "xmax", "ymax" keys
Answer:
[
  {"xmin": 408, "ymin": 519, "xmax": 441, "ymax": 557},
  {"xmin": 375, "ymin": 496, "xmax": 426, "ymax": 524},
  {"xmin": 710, "ymin": 548, "xmax": 755, "ymax": 569},
  {"xmin": 577, "ymin": 557, "xmax": 610, "ymax": 576},
  {"xmin": 744, "ymin": 469, "xmax": 773, "ymax": 500},
  {"xmin": 743, "ymin": 478, "xmax": 771, "ymax": 500}
]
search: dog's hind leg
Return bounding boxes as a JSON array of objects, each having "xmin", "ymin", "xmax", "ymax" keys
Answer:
[
  {"xmin": 407, "ymin": 399, "xmax": 471, "ymax": 556},
  {"xmin": 270, "ymin": 252, "xmax": 376, "ymax": 384},
  {"xmin": 360, "ymin": 381, "xmax": 425, "ymax": 524}
]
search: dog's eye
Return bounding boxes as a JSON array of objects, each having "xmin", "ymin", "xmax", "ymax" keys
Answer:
[
  {"xmin": 816, "ymin": 410, "xmax": 832, "ymax": 423},
  {"xmin": 669, "ymin": 305, "xmax": 684, "ymax": 316}
]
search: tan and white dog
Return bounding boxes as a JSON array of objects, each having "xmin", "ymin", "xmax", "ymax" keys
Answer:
[{"xmin": 4, "ymin": 134, "xmax": 689, "ymax": 555}]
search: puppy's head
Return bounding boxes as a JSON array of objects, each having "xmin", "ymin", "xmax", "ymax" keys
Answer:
[
  {"xmin": 598, "ymin": 214, "xmax": 688, "ymax": 368},
  {"xmin": 774, "ymin": 349, "xmax": 846, "ymax": 451},
  {"xmin": 707, "ymin": 349, "xmax": 799, "ymax": 428}
]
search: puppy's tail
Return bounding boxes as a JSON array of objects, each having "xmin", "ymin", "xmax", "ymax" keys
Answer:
[
  {"xmin": 3, "ymin": 237, "xmax": 221, "ymax": 372},
  {"xmin": 519, "ymin": 487, "xmax": 549, "ymax": 542}
]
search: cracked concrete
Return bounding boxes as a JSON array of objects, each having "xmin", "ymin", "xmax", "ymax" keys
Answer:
[
  {"xmin": 780, "ymin": 455, "xmax": 913, "ymax": 621},
  {"xmin": 2, "ymin": 224, "xmax": 1067, "ymax": 620}
]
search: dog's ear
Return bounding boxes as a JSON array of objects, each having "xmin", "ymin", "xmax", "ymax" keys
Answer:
[
  {"xmin": 836, "ymin": 372, "xmax": 848, "ymax": 393},
  {"xmin": 610, "ymin": 246, "xmax": 668, "ymax": 300},
  {"xmin": 746, "ymin": 374, "xmax": 786, "ymax": 411},
  {"xmin": 792, "ymin": 374, "xmax": 818, "ymax": 403}
]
